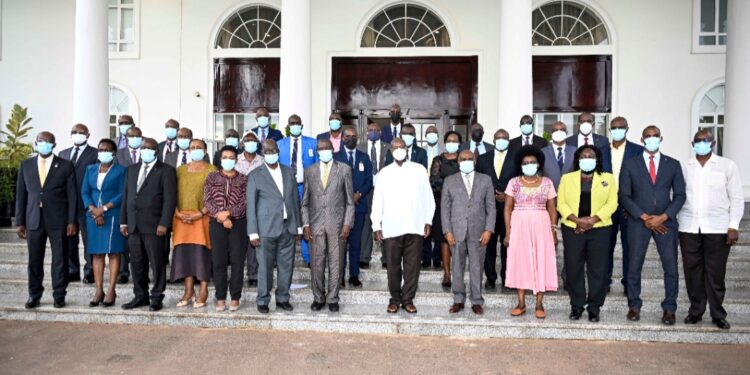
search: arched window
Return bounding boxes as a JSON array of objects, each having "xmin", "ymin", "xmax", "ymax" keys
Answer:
[
  {"xmin": 108, "ymin": 85, "xmax": 137, "ymax": 139},
  {"xmin": 360, "ymin": 3, "xmax": 450, "ymax": 47},
  {"xmin": 214, "ymin": 5, "xmax": 281, "ymax": 49},
  {"xmin": 697, "ymin": 83, "xmax": 725, "ymax": 155},
  {"xmin": 532, "ymin": 0, "xmax": 610, "ymax": 46}
]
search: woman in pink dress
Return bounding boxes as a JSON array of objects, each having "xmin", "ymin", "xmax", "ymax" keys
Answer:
[{"xmin": 503, "ymin": 145, "xmax": 558, "ymax": 319}]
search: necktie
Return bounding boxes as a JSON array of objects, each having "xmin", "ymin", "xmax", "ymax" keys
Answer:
[
  {"xmin": 474, "ymin": 142, "xmax": 481, "ymax": 159},
  {"xmin": 524, "ymin": 136, "xmax": 530, "ymax": 146},
  {"xmin": 181, "ymin": 151, "xmax": 187, "ymax": 165},
  {"xmin": 348, "ymin": 150, "xmax": 354, "ymax": 168},
  {"xmin": 261, "ymin": 129, "xmax": 266, "ymax": 143},
  {"xmin": 427, "ymin": 147, "xmax": 434, "ymax": 175},
  {"xmin": 465, "ymin": 174, "xmax": 472, "ymax": 195},
  {"xmin": 393, "ymin": 126, "xmax": 398, "ymax": 139},
  {"xmin": 72, "ymin": 147, "xmax": 80, "ymax": 165},
  {"xmin": 370, "ymin": 143, "xmax": 378, "ymax": 174},
  {"xmin": 322, "ymin": 163, "xmax": 330, "ymax": 188},
  {"xmin": 39, "ymin": 157, "xmax": 47, "ymax": 186},
  {"xmin": 137, "ymin": 164, "xmax": 150, "ymax": 191},
  {"xmin": 495, "ymin": 151, "xmax": 504, "ymax": 179},
  {"xmin": 649, "ymin": 155, "xmax": 656, "ymax": 184},
  {"xmin": 557, "ymin": 147, "xmax": 564, "ymax": 171},
  {"xmin": 131, "ymin": 150, "xmax": 137, "ymax": 164},
  {"xmin": 167, "ymin": 140, "xmax": 173, "ymax": 153},
  {"xmin": 291, "ymin": 138, "xmax": 298, "ymax": 177},
  {"xmin": 584, "ymin": 137, "xmax": 589, "ymax": 145}
]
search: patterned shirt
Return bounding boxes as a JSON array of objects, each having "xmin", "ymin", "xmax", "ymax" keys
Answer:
[
  {"xmin": 204, "ymin": 170, "xmax": 248, "ymax": 220},
  {"xmin": 235, "ymin": 152, "xmax": 263, "ymax": 176}
]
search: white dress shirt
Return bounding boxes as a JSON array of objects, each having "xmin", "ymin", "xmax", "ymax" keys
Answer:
[
  {"xmin": 137, "ymin": 159, "xmax": 155, "ymax": 185},
  {"xmin": 553, "ymin": 143, "xmax": 565, "ymax": 164},
  {"xmin": 469, "ymin": 142, "xmax": 488, "ymax": 155},
  {"xmin": 678, "ymin": 154, "xmax": 744, "ymax": 233},
  {"xmin": 577, "ymin": 133, "xmax": 593, "ymax": 146},
  {"xmin": 370, "ymin": 160, "xmax": 435, "ymax": 239},
  {"xmin": 390, "ymin": 123, "xmax": 401, "ymax": 138},
  {"xmin": 177, "ymin": 149, "xmax": 190, "ymax": 167},
  {"xmin": 290, "ymin": 136, "xmax": 304, "ymax": 183}
]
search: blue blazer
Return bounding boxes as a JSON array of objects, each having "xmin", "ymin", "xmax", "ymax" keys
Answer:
[
  {"xmin": 381, "ymin": 125, "xmax": 399, "ymax": 144},
  {"xmin": 278, "ymin": 135, "xmax": 317, "ymax": 172},
  {"xmin": 620, "ymin": 140, "xmax": 644, "ymax": 162},
  {"xmin": 618, "ymin": 153, "xmax": 686, "ymax": 228},
  {"xmin": 334, "ymin": 148, "xmax": 373, "ymax": 214},
  {"xmin": 566, "ymin": 133, "xmax": 613, "ymax": 173},
  {"xmin": 81, "ymin": 163, "xmax": 126, "ymax": 219},
  {"xmin": 251, "ymin": 126, "xmax": 284, "ymax": 142}
]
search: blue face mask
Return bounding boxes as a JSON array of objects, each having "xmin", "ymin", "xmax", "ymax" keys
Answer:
[
  {"xmin": 445, "ymin": 142, "xmax": 460, "ymax": 154},
  {"xmin": 140, "ymin": 149, "xmax": 157, "ymax": 163},
  {"xmin": 264, "ymin": 153, "xmax": 279, "ymax": 165},
  {"xmin": 425, "ymin": 132, "xmax": 439, "ymax": 145},
  {"xmin": 579, "ymin": 158, "xmax": 597, "ymax": 173},
  {"xmin": 402, "ymin": 134, "xmax": 415, "ymax": 147},
  {"xmin": 190, "ymin": 149, "xmax": 205, "ymax": 161},
  {"xmin": 643, "ymin": 137, "xmax": 661, "ymax": 153},
  {"xmin": 119, "ymin": 124, "xmax": 132, "ymax": 136},
  {"xmin": 329, "ymin": 119, "xmax": 341, "ymax": 131},
  {"xmin": 520, "ymin": 124, "xmax": 533, "ymax": 135},
  {"xmin": 693, "ymin": 141, "xmax": 712, "ymax": 156},
  {"xmin": 35, "ymin": 141, "xmax": 54, "ymax": 156},
  {"xmin": 177, "ymin": 138, "xmax": 190, "ymax": 150},
  {"xmin": 318, "ymin": 150, "xmax": 333, "ymax": 163},
  {"xmin": 495, "ymin": 139, "xmax": 510, "ymax": 151},
  {"xmin": 521, "ymin": 163, "xmax": 538, "ymax": 176},
  {"xmin": 221, "ymin": 159, "xmax": 236, "ymax": 171},
  {"xmin": 289, "ymin": 125, "xmax": 303, "ymax": 137},
  {"xmin": 127, "ymin": 136, "xmax": 143, "ymax": 149},
  {"xmin": 610, "ymin": 128, "xmax": 627, "ymax": 142},
  {"xmin": 459, "ymin": 160, "xmax": 474, "ymax": 174},
  {"xmin": 257, "ymin": 116, "xmax": 270, "ymax": 128},
  {"xmin": 367, "ymin": 131, "xmax": 380, "ymax": 142},
  {"xmin": 244, "ymin": 141, "xmax": 258, "ymax": 153},
  {"xmin": 98, "ymin": 151, "xmax": 114, "ymax": 164},
  {"xmin": 225, "ymin": 137, "xmax": 239, "ymax": 148},
  {"xmin": 165, "ymin": 127, "xmax": 178, "ymax": 140}
]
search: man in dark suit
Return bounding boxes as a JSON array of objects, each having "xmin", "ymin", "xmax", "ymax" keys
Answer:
[
  {"xmin": 119, "ymin": 138, "xmax": 177, "ymax": 312},
  {"xmin": 251, "ymin": 107, "xmax": 283, "ymax": 145},
  {"xmin": 212, "ymin": 128, "xmax": 241, "ymax": 169},
  {"xmin": 607, "ymin": 116, "xmax": 644, "ymax": 293},
  {"xmin": 357, "ymin": 121, "xmax": 390, "ymax": 269},
  {"xmin": 508, "ymin": 115, "xmax": 548, "ymax": 157},
  {"xmin": 541, "ymin": 121, "xmax": 576, "ymax": 190},
  {"xmin": 334, "ymin": 126, "xmax": 373, "ymax": 287},
  {"xmin": 458, "ymin": 123, "xmax": 493, "ymax": 158},
  {"xmin": 157, "ymin": 119, "xmax": 180, "ymax": 162},
  {"xmin": 565, "ymin": 112, "xmax": 612, "ymax": 173},
  {"xmin": 16, "ymin": 131, "xmax": 78, "ymax": 308},
  {"xmin": 116, "ymin": 126, "xmax": 143, "ymax": 168},
  {"xmin": 316, "ymin": 112, "xmax": 344, "ymax": 153},
  {"xmin": 380, "ymin": 104, "xmax": 402, "ymax": 144},
  {"xmin": 115, "ymin": 115, "xmax": 134, "ymax": 150},
  {"xmin": 619, "ymin": 125, "xmax": 685, "ymax": 325},
  {"xmin": 475, "ymin": 129, "xmax": 514, "ymax": 290},
  {"xmin": 164, "ymin": 127, "xmax": 210, "ymax": 168},
  {"xmin": 247, "ymin": 139, "xmax": 302, "ymax": 314},
  {"xmin": 58, "ymin": 123, "xmax": 98, "ymax": 283},
  {"xmin": 384, "ymin": 123, "xmax": 427, "ymax": 168}
]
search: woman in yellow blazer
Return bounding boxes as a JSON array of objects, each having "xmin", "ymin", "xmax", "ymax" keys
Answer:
[{"xmin": 557, "ymin": 145, "xmax": 618, "ymax": 323}]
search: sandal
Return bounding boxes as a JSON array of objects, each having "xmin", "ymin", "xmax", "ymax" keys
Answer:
[
  {"xmin": 229, "ymin": 300, "xmax": 240, "ymax": 312},
  {"xmin": 177, "ymin": 297, "xmax": 193, "ymax": 308},
  {"xmin": 535, "ymin": 304, "xmax": 546, "ymax": 319},
  {"xmin": 193, "ymin": 300, "xmax": 207, "ymax": 309},
  {"xmin": 511, "ymin": 304, "xmax": 526, "ymax": 316}
]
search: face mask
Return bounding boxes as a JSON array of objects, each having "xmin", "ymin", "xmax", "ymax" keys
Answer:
[
  {"xmin": 127, "ymin": 136, "xmax": 143, "ymax": 149},
  {"xmin": 329, "ymin": 120, "xmax": 341, "ymax": 131},
  {"xmin": 610, "ymin": 128, "xmax": 627, "ymax": 142},
  {"xmin": 579, "ymin": 122, "xmax": 593, "ymax": 135},
  {"xmin": 225, "ymin": 137, "xmax": 239, "ymax": 148},
  {"xmin": 289, "ymin": 125, "xmax": 302, "ymax": 137},
  {"xmin": 643, "ymin": 137, "xmax": 661, "ymax": 152},
  {"xmin": 579, "ymin": 158, "xmax": 597, "ymax": 173},
  {"xmin": 367, "ymin": 131, "xmax": 380, "ymax": 142},
  {"xmin": 71, "ymin": 133, "xmax": 87, "ymax": 145},
  {"xmin": 445, "ymin": 142, "xmax": 460, "ymax": 154},
  {"xmin": 264, "ymin": 153, "xmax": 279, "ymax": 165},
  {"xmin": 426, "ymin": 132, "xmax": 438, "ymax": 145},
  {"xmin": 118, "ymin": 124, "xmax": 132, "ymax": 136},
  {"xmin": 165, "ymin": 127, "xmax": 178, "ymax": 140},
  {"xmin": 177, "ymin": 138, "xmax": 190, "ymax": 150},
  {"xmin": 189, "ymin": 149, "xmax": 205, "ymax": 161},
  {"xmin": 97, "ymin": 151, "xmax": 114, "ymax": 164},
  {"xmin": 402, "ymin": 134, "xmax": 415, "ymax": 147},
  {"xmin": 520, "ymin": 123, "xmax": 533, "ymax": 135},
  {"xmin": 471, "ymin": 130, "xmax": 484, "ymax": 142},
  {"xmin": 693, "ymin": 141, "xmax": 712, "ymax": 156},
  {"xmin": 244, "ymin": 141, "xmax": 258, "ymax": 153},
  {"xmin": 257, "ymin": 116, "xmax": 270, "ymax": 128},
  {"xmin": 36, "ymin": 141, "xmax": 54, "ymax": 156},
  {"xmin": 495, "ymin": 139, "xmax": 509, "ymax": 151},
  {"xmin": 390, "ymin": 112, "xmax": 401, "ymax": 124},
  {"xmin": 221, "ymin": 159, "xmax": 236, "ymax": 172},
  {"xmin": 551, "ymin": 130, "xmax": 567, "ymax": 143},
  {"xmin": 521, "ymin": 163, "xmax": 538, "ymax": 176},
  {"xmin": 140, "ymin": 148, "xmax": 156, "ymax": 163},
  {"xmin": 344, "ymin": 139, "xmax": 357, "ymax": 150},
  {"xmin": 392, "ymin": 148, "xmax": 407, "ymax": 161},
  {"xmin": 318, "ymin": 150, "xmax": 333, "ymax": 163},
  {"xmin": 459, "ymin": 160, "xmax": 474, "ymax": 174}
]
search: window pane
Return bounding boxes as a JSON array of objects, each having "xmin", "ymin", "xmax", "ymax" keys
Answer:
[
  {"xmin": 108, "ymin": 9, "xmax": 117, "ymax": 41},
  {"xmin": 718, "ymin": 115, "xmax": 724, "ymax": 125},
  {"xmin": 122, "ymin": 0, "xmax": 134, "ymax": 4},
  {"xmin": 719, "ymin": 0, "xmax": 728, "ymax": 33},
  {"xmin": 108, "ymin": 43, "xmax": 117, "ymax": 52},
  {"xmin": 716, "ymin": 127, "xmax": 724, "ymax": 156},
  {"xmin": 699, "ymin": 35, "xmax": 716, "ymax": 45},
  {"xmin": 719, "ymin": 35, "xmax": 726, "ymax": 45},
  {"xmin": 700, "ymin": 0, "xmax": 716, "ymax": 32},
  {"xmin": 120, "ymin": 8, "xmax": 134, "ymax": 40},
  {"xmin": 699, "ymin": 115, "xmax": 715, "ymax": 124},
  {"xmin": 119, "ymin": 43, "xmax": 132, "ymax": 52},
  {"xmin": 108, "ymin": 0, "xmax": 118, "ymax": 5}
]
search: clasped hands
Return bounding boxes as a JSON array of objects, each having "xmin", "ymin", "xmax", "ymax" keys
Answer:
[
  {"xmin": 88, "ymin": 205, "xmax": 106, "ymax": 227},
  {"xmin": 445, "ymin": 230, "xmax": 493, "ymax": 247},
  {"xmin": 640, "ymin": 213, "xmax": 669, "ymax": 234},
  {"xmin": 177, "ymin": 210, "xmax": 204, "ymax": 225},
  {"xmin": 572, "ymin": 216, "xmax": 600, "ymax": 234}
]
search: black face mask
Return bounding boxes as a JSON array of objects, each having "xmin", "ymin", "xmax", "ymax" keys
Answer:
[
  {"xmin": 390, "ymin": 112, "xmax": 401, "ymax": 123},
  {"xmin": 471, "ymin": 130, "xmax": 484, "ymax": 142},
  {"xmin": 344, "ymin": 139, "xmax": 357, "ymax": 149}
]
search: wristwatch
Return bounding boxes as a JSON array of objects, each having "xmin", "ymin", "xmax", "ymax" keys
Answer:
[{"xmin": 103, "ymin": 206, "xmax": 109, "ymax": 212}]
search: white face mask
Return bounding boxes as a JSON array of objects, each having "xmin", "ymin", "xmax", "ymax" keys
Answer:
[
  {"xmin": 392, "ymin": 148, "xmax": 407, "ymax": 161},
  {"xmin": 551, "ymin": 130, "xmax": 567, "ymax": 143},
  {"xmin": 579, "ymin": 122, "xmax": 593, "ymax": 135},
  {"xmin": 71, "ymin": 133, "xmax": 87, "ymax": 146}
]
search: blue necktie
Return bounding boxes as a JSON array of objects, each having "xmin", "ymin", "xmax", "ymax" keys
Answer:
[
  {"xmin": 348, "ymin": 150, "xmax": 354, "ymax": 168},
  {"xmin": 557, "ymin": 147, "xmax": 564, "ymax": 171}
]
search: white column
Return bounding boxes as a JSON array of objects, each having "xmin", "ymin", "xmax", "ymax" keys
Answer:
[
  {"xmin": 724, "ymin": 0, "xmax": 750, "ymax": 199},
  {"xmin": 73, "ymin": 0, "xmax": 110, "ymax": 143},
  {"xmin": 279, "ymin": 0, "xmax": 312, "ymax": 136},
  {"xmin": 497, "ymin": 0, "xmax": 533, "ymax": 137}
]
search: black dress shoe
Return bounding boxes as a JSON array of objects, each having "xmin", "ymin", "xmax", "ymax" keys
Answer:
[
  {"xmin": 588, "ymin": 311, "xmax": 600, "ymax": 322},
  {"xmin": 247, "ymin": 279, "xmax": 257, "ymax": 287},
  {"xmin": 25, "ymin": 298, "xmax": 40, "ymax": 309},
  {"xmin": 359, "ymin": 261, "xmax": 370, "ymax": 269},
  {"xmin": 627, "ymin": 308, "xmax": 640, "ymax": 321},
  {"xmin": 623, "ymin": 285, "xmax": 628, "ymax": 296},
  {"xmin": 662, "ymin": 310, "xmax": 676, "ymax": 325},
  {"xmin": 117, "ymin": 275, "xmax": 129, "ymax": 284},
  {"xmin": 485, "ymin": 280, "xmax": 496, "ymax": 290},
  {"xmin": 82, "ymin": 275, "xmax": 94, "ymax": 284},
  {"xmin": 421, "ymin": 261, "xmax": 431, "ymax": 268},
  {"xmin": 569, "ymin": 309, "xmax": 583, "ymax": 320},
  {"xmin": 53, "ymin": 299, "xmax": 66, "ymax": 308},
  {"xmin": 121, "ymin": 298, "xmax": 149, "ymax": 310},
  {"xmin": 605, "ymin": 285, "xmax": 611, "ymax": 294},
  {"xmin": 310, "ymin": 302, "xmax": 325, "ymax": 311},
  {"xmin": 68, "ymin": 273, "xmax": 81, "ymax": 282},
  {"xmin": 348, "ymin": 277, "xmax": 362, "ymax": 288},
  {"xmin": 328, "ymin": 303, "xmax": 339, "ymax": 312},
  {"xmin": 149, "ymin": 301, "xmax": 163, "ymax": 311},
  {"xmin": 276, "ymin": 302, "xmax": 293, "ymax": 311},
  {"xmin": 684, "ymin": 315, "xmax": 702, "ymax": 324},
  {"xmin": 257, "ymin": 305, "xmax": 270, "ymax": 314},
  {"xmin": 713, "ymin": 318, "xmax": 731, "ymax": 330},
  {"xmin": 382, "ymin": 263, "xmax": 387, "ymax": 269}
]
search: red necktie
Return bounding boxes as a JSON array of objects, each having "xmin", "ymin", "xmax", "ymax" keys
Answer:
[
  {"xmin": 584, "ymin": 137, "xmax": 589, "ymax": 145},
  {"xmin": 649, "ymin": 155, "xmax": 656, "ymax": 184}
]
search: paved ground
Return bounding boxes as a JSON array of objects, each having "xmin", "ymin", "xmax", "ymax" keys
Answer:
[{"xmin": 0, "ymin": 321, "xmax": 748, "ymax": 374}]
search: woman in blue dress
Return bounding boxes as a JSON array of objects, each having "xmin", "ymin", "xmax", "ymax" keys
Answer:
[{"xmin": 81, "ymin": 139, "xmax": 127, "ymax": 307}]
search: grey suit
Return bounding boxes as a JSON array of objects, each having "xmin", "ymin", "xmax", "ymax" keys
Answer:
[
  {"xmin": 357, "ymin": 141, "xmax": 390, "ymax": 264},
  {"xmin": 301, "ymin": 161, "xmax": 355, "ymax": 304},
  {"xmin": 116, "ymin": 147, "xmax": 139, "ymax": 167},
  {"xmin": 542, "ymin": 143, "xmax": 577, "ymax": 190},
  {"xmin": 246, "ymin": 163, "xmax": 301, "ymax": 306},
  {"xmin": 441, "ymin": 172, "xmax": 495, "ymax": 305}
]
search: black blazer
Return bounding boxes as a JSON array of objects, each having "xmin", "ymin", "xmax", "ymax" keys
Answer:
[
  {"xmin": 475, "ymin": 149, "xmax": 515, "ymax": 210},
  {"xmin": 119, "ymin": 161, "xmax": 177, "ymax": 234},
  {"xmin": 384, "ymin": 144, "xmax": 428, "ymax": 169},
  {"xmin": 618, "ymin": 153, "xmax": 686, "ymax": 228},
  {"xmin": 508, "ymin": 134, "xmax": 548, "ymax": 155},
  {"xmin": 565, "ymin": 133, "xmax": 613, "ymax": 173},
  {"xmin": 59, "ymin": 145, "xmax": 98, "ymax": 213},
  {"xmin": 15, "ymin": 155, "xmax": 77, "ymax": 230}
]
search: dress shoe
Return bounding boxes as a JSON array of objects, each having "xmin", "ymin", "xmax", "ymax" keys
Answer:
[
  {"xmin": 403, "ymin": 303, "xmax": 417, "ymax": 314},
  {"xmin": 662, "ymin": 310, "xmax": 676, "ymax": 325},
  {"xmin": 713, "ymin": 318, "xmax": 731, "ymax": 330},
  {"xmin": 359, "ymin": 261, "xmax": 370, "ymax": 269},
  {"xmin": 247, "ymin": 279, "xmax": 257, "ymax": 287},
  {"xmin": 89, "ymin": 294, "xmax": 104, "ymax": 307},
  {"xmin": 684, "ymin": 315, "xmax": 702, "ymax": 324},
  {"xmin": 310, "ymin": 302, "xmax": 325, "ymax": 311},
  {"xmin": 421, "ymin": 261, "xmax": 431, "ymax": 268},
  {"xmin": 387, "ymin": 303, "xmax": 399, "ymax": 313},
  {"xmin": 348, "ymin": 277, "xmax": 362, "ymax": 288},
  {"xmin": 122, "ymin": 298, "xmax": 149, "ymax": 310},
  {"xmin": 116, "ymin": 275, "xmax": 129, "ymax": 284},
  {"xmin": 68, "ymin": 273, "xmax": 81, "ymax": 282},
  {"xmin": 569, "ymin": 309, "xmax": 583, "ymax": 320},
  {"xmin": 53, "ymin": 299, "xmax": 66, "ymax": 308},
  {"xmin": 341, "ymin": 279, "xmax": 346, "ymax": 288},
  {"xmin": 83, "ymin": 274, "xmax": 94, "ymax": 284},
  {"xmin": 485, "ymin": 280, "xmax": 496, "ymax": 290},
  {"xmin": 25, "ymin": 298, "xmax": 40, "ymax": 309},
  {"xmin": 328, "ymin": 303, "xmax": 339, "ymax": 312},
  {"xmin": 623, "ymin": 285, "xmax": 628, "ymax": 296},
  {"xmin": 102, "ymin": 295, "xmax": 117, "ymax": 307},
  {"xmin": 449, "ymin": 303, "xmax": 465, "ymax": 313},
  {"xmin": 626, "ymin": 308, "xmax": 640, "ymax": 321},
  {"xmin": 382, "ymin": 263, "xmax": 387, "ymax": 269},
  {"xmin": 588, "ymin": 311, "xmax": 600, "ymax": 322},
  {"xmin": 471, "ymin": 305, "xmax": 484, "ymax": 315},
  {"xmin": 257, "ymin": 305, "xmax": 270, "ymax": 314},
  {"xmin": 276, "ymin": 302, "xmax": 293, "ymax": 311},
  {"xmin": 149, "ymin": 301, "xmax": 163, "ymax": 312}
]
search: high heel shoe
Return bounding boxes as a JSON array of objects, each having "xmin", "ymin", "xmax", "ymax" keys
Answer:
[
  {"xmin": 193, "ymin": 299, "xmax": 207, "ymax": 309},
  {"xmin": 89, "ymin": 293, "xmax": 105, "ymax": 307},
  {"xmin": 177, "ymin": 297, "xmax": 193, "ymax": 308},
  {"xmin": 102, "ymin": 294, "xmax": 117, "ymax": 307}
]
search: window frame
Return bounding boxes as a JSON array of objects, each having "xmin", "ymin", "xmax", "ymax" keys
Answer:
[
  {"xmin": 108, "ymin": 0, "xmax": 140, "ymax": 59},
  {"xmin": 531, "ymin": 0, "xmax": 610, "ymax": 47},
  {"xmin": 692, "ymin": 0, "xmax": 727, "ymax": 54},
  {"xmin": 359, "ymin": 2, "xmax": 452, "ymax": 48},
  {"xmin": 108, "ymin": 83, "xmax": 139, "ymax": 139},
  {"xmin": 213, "ymin": 4, "xmax": 282, "ymax": 51},
  {"xmin": 691, "ymin": 79, "xmax": 725, "ymax": 156}
]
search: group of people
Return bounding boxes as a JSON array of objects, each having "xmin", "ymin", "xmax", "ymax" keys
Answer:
[{"xmin": 15, "ymin": 104, "xmax": 743, "ymax": 330}]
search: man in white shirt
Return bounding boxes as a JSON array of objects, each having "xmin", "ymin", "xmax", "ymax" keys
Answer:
[
  {"xmin": 358, "ymin": 122, "xmax": 391, "ymax": 269},
  {"xmin": 678, "ymin": 129, "xmax": 743, "ymax": 330},
  {"xmin": 371, "ymin": 138, "xmax": 435, "ymax": 314}
]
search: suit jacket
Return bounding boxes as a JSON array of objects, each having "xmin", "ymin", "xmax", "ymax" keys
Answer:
[
  {"xmin": 475, "ymin": 149, "xmax": 515, "ymax": 211},
  {"xmin": 163, "ymin": 148, "xmax": 210, "ymax": 168},
  {"xmin": 566, "ymin": 133, "xmax": 613, "ymax": 173},
  {"xmin": 440, "ymin": 172, "xmax": 496, "ymax": 243},
  {"xmin": 59, "ymin": 144, "xmax": 98, "ymax": 212},
  {"xmin": 508, "ymin": 134, "xmax": 548, "ymax": 155},
  {"xmin": 116, "ymin": 147, "xmax": 140, "ymax": 167},
  {"xmin": 246, "ymin": 164, "xmax": 301, "ymax": 238},
  {"xmin": 251, "ymin": 126, "xmax": 284, "ymax": 142},
  {"xmin": 557, "ymin": 171, "xmax": 618, "ymax": 228},
  {"xmin": 458, "ymin": 141, "xmax": 494, "ymax": 156},
  {"xmin": 334, "ymin": 148, "xmax": 373, "ymax": 213},
  {"xmin": 381, "ymin": 124, "xmax": 400, "ymax": 144},
  {"xmin": 613, "ymin": 140, "xmax": 645, "ymax": 169},
  {"xmin": 618, "ymin": 153, "xmax": 686, "ymax": 228},
  {"xmin": 119, "ymin": 161, "xmax": 177, "ymax": 234},
  {"xmin": 384, "ymin": 144, "xmax": 428, "ymax": 169},
  {"xmin": 541, "ymin": 144, "xmax": 577, "ymax": 190},
  {"xmin": 357, "ymin": 141, "xmax": 390, "ymax": 174},
  {"xmin": 157, "ymin": 139, "xmax": 177, "ymax": 162},
  {"xmin": 278, "ymin": 135, "xmax": 318, "ymax": 173},
  {"xmin": 301, "ymin": 161, "xmax": 355, "ymax": 235},
  {"xmin": 15, "ymin": 155, "xmax": 77, "ymax": 230},
  {"xmin": 81, "ymin": 163, "xmax": 126, "ymax": 220}
]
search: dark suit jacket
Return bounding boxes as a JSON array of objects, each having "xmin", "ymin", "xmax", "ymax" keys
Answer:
[
  {"xmin": 508, "ymin": 134, "xmax": 548, "ymax": 154},
  {"xmin": 384, "ymin": 144, "xmax": 428, "ymax": 169},
  {"xmin": 158, "ymin": 139, "xmax": 177, "ymax": 162},
  {"xmin": 15, "ymin": 155, "xmax": 77, "ymax": 230},
  {"xmin": 334, "ymin": 148, "xmax": 373, "ymax": 213},
  {"xmin": 116, "ymin": 147, "xmax": 139, "ymax": 167},
  {"xmin": 618, "ymin": 153, "xmax": 686, "ymax": 228},
  {"xmin": 566, "ymin": 133, "xmax": 613, "ymax": 173},
  {"xmin": 541, "ymin": 144, "xmax": 577, "ymax": 190},
  {"xmin": 380, "ymin": 124, "xmax": 400, "ymax": 144},
  {"xmin": 59, "ymin": 144, "xmax": 98, "ymax": 213},
  {"xmin": 616, "ymin": 141, "xmax": 645, "ymax": 167},
  {"xmin": 119, "ymin": 161, "xmax": 177, "ymax": 234},
  {"xmin": 251, "ymin": 127, "xmax": 284, "ymax": 142},
  {"xmin": 458, "ymin": 141, "xmax": 494, "ymax": 156},
  {"xmin": 475, "ymin": 149, "xmax": 515, "ymax": 212}
]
